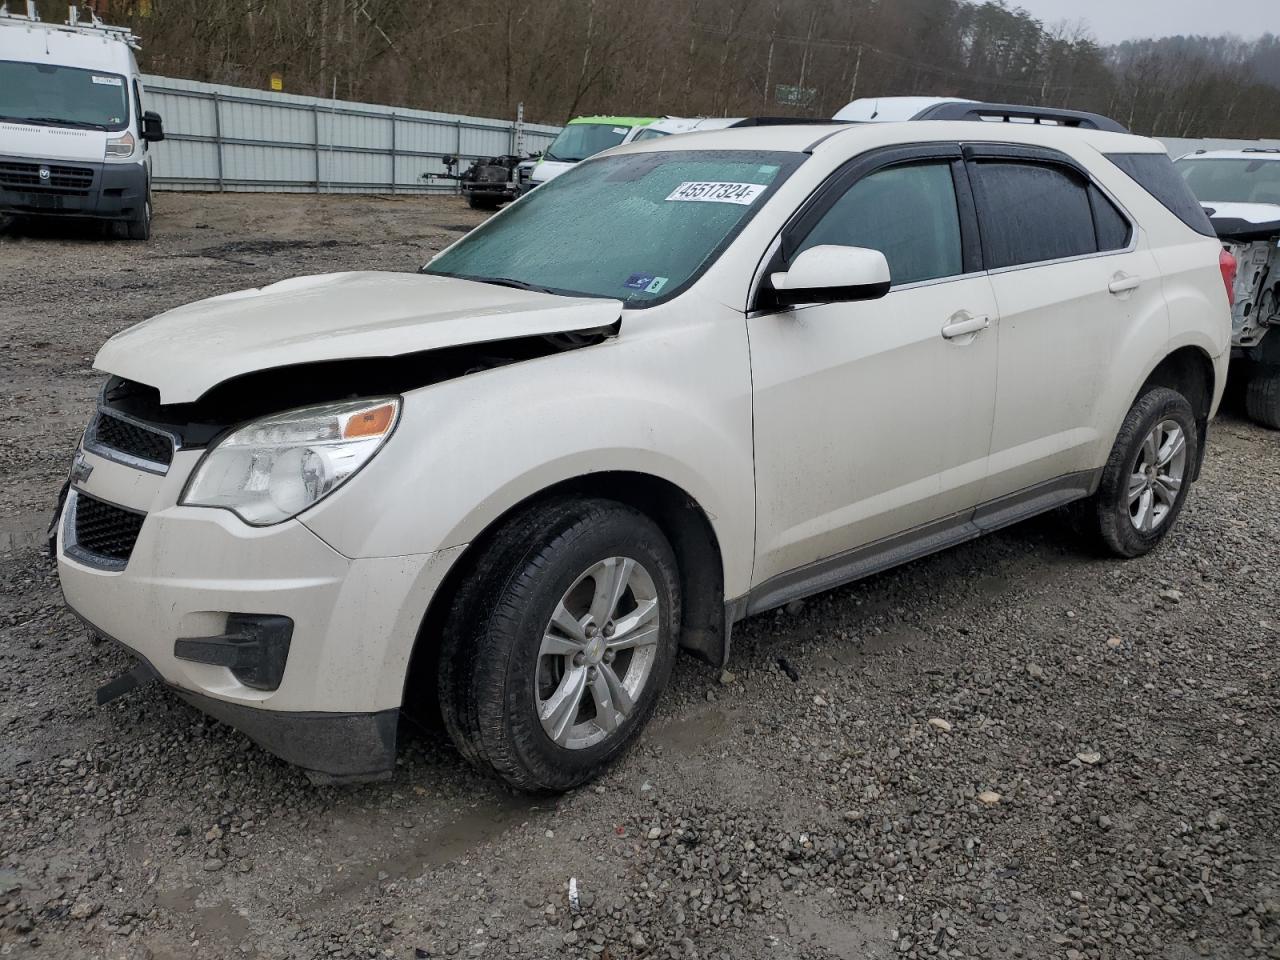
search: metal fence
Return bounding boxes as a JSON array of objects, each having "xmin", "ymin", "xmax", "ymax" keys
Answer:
[{"xmin": 141, "ymin": 75, "xmax": 563, "ymax": 194}]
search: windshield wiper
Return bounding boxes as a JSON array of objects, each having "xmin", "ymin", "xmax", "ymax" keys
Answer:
[
  {"xmin": 469, "ymin": 276, "xmax": 560, "ymax": 295},
  {"xmin": 1, "ymin": 115, "xmax": 109, "ymax": 131}
]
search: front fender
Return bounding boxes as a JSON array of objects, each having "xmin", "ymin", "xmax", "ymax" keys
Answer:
[{"xmin": 301, "ymin": 302, "xmax": 756, "ymax": 598}]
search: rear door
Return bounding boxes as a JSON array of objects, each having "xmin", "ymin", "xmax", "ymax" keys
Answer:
[
  {"xmin": 748, "ymin": 145, "xmax": 1000, "ymax": 590},
  {"xmin": 966, "ymin": 145, "xmax": 1168, "ymax": 509}
]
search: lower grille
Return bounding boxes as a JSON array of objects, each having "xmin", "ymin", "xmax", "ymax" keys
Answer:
[
  {"xmin": 0, "ymin": 161, "xmax": 94, "ymax": 196},
  {"xmin": 88, "ymin": 411, "xmax": 175, "ymax": 468},
  {"xmin": 72, "ymin": 493, "xmax": 145, "ymax": 566}
]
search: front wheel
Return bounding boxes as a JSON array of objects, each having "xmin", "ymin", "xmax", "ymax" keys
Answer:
[
  {"xmin": 1076, "ymin": 386, "xmax": 1199, "ymax": 558},
  {"xmin": 438, "ymin": 498, "xmax": 681, "ymax": 792},
  {"xmin": 122, "ymin": 188, "xmax": 152, "ymax": 240}
]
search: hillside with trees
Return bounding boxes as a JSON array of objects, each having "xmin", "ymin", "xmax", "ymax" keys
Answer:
[{"xmin": 69, "ymin": 0, "xmax": 1280, "ymax": 137}]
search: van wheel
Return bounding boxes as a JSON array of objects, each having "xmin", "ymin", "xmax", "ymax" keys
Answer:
[
  {"xmin": 124, "ymin": 190, "xmax": 152, "ymax": 240},
  {"xmin": 438, "ymin": 498, "xmax": 680, "ymax": 792},
  {"xmin": 1244, "ymin": 368, "xmax": 1280, "ymax": 429},
  {"xmin": 1075, "ymin": 387, "xmax": 1198, "ymax": 558}
]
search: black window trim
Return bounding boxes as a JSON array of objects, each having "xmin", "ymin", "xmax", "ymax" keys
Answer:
[
  {"xmin": 750, "ymin": 142, "xmax": 983, "ymax": 313},
  {"xmin": 961, "ymin": 142, "xmax": 1137, "ymax": 274}
]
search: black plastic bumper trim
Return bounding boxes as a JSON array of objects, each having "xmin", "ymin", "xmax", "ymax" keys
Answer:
[
  {"xmin": 69, "ymin": 609, "xmax": 397, "ymax": 783},
  {"xmin": 174, "ymin": 614, "xmax": 293, "ymax": 691}
]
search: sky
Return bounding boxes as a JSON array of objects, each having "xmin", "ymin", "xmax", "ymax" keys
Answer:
[{"xmin": 1006, "ymin": 0, "xmax": 1278, "ymax": 44}]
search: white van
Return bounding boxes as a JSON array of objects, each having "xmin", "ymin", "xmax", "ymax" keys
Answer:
[
  {"xmin": 0, "ymin": 4, "xmax": 164, "ymax": 238},
  {"xmin": 518, "ymin": 116, "xmax": 656, "ymax": 193}
]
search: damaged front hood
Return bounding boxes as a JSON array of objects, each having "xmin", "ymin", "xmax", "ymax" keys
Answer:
[
  {"xmin": 96, "ymin": 272, "xmax": 622, "ymax": 403},
  {"xmin": 1202, "ymin": 201, "xmax": 1280, "ymax": 242}
]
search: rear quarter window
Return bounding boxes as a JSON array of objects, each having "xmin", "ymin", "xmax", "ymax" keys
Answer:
[
  {"xmin": 1089, "ymin": 185, "xmax": 1132, "ymax": 252},
  {"xmin": 1106, "ymin": 152, "xmax": 1216, "ymax": 237}
]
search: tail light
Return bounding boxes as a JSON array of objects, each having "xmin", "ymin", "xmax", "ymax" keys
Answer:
[{"xmin": 1219, "ymin": 248, "xmax": 1237, "ymax": 307}]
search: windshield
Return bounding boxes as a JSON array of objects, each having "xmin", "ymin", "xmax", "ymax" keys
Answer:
[
  {"xmin": 1176, "ymin": 157, "xmax": 1280, "ymax": 205},
  {"xmin": 425, "ymin": 149, "xmax": 801, "ymax": 304},
  {"xmin": 544, "ymin": 123, "xmax": 633, "ymax": 163},
  {"xmin": 0, "ymin": 61, "xmax": 130, "ymax": 132}
]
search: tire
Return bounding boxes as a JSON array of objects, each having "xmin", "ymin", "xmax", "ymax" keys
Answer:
[
  {"xmin": 1244, "ymin": 368, "xmax": 1280, "ymax": 429},
  {"xmin": 124, "ymin": 189, "xmax": 152, "ymax": 240},
  {"xmin": 1075, "ymin": 386, "xmax": 1199, "ymax": 558},
  {"xmin": 438, "ymin": 498, "xmax": 681, "ymax": 792},
  {"xmin": 466, "ymin": 193, "xmax": 499, "ymax": 210}
]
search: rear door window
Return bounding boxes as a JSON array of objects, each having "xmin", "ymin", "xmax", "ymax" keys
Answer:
[
  {"xmin": 1107, "ymin": 152, "xmax": 1216, "ymax": 237},
  {"xmin": 971, "ymin": 161, "xmax": 1098, "ymax": 268},
  {"xmin": 793, "ymin": 161, "xmax": 964, "ymax": 286}
]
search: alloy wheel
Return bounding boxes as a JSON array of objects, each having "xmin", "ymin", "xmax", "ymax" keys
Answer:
[
  {"xmin": 536, "ymin": 556, "xmax": 660, "ymax": 750},
  {"xmin": 1127, "ymin": 419, "xmax": 1187, "ymax": 532}
]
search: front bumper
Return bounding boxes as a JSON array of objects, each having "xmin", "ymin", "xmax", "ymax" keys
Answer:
[
  {"xmin": 56, "ymin": 444, "xmax": 463, "ymax": 781},
  {"xmin": 0, "ymin": 154, "xmax": 146, "ymax": 220}
]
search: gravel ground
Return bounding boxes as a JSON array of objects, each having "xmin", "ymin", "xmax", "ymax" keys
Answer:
[{"xmin": 1, "ymin": 193, "xmax": 1278, "ymax": 960}]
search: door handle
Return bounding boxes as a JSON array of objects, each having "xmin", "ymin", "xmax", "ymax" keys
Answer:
[
  {"xmin": 1108, "ymin": 273, "xmax": 1142, "ymax": 295},
  {"xmin": 941, "ymin": 313, "xmax": 991, "ymax": 340}
]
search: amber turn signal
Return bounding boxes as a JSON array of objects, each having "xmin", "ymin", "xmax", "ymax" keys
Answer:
[{"xmin": 343, "ymin": 403, "xmax": 397, "ymax": 439}]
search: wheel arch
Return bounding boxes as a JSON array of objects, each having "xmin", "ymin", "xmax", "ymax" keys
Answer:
[
  {"xmin": 401, "ymin": 470, "xmax": 729, "ymax": 719},
  {"xmin": 1132, "ymin": 344, "xmax": 1217, "ymax": 478}
]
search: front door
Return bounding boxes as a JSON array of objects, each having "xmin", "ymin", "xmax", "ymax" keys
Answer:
[{"xmin": 748, "ymin": 150, "xmax": 999, "ymax": 591}]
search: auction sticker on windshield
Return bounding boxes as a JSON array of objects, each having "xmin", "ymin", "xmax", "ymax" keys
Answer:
[{"xmin": 666, "ymin": 181, "xmax": 766, "ymax": 204}]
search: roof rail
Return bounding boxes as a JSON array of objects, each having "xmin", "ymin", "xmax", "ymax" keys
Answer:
[
  {"xmin": 912, "ymin": 101, "xmax": 1129, "ymax": 134},
  {"xmin": 0, "ymin": 2, "xmax": 140, "ymax": 48},
  {"xmin": 1242, "ymin": 147, "xmax": 1280, "ymax": 154}
]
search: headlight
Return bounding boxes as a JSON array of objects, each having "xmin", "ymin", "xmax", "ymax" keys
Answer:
[
  {"xmin": 181, "ymin": 398, "xmax": 400, "ymax": 525},
  {"xmin": 106, "ymin": 131, "xmax": 136, "ymax": 159}
]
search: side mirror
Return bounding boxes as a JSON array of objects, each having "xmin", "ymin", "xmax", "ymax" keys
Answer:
[
  {"xmin": 141, "ymin": 110, "xmax": 165, "ymax": 142},
  {"xmin": 769, "ymin": 245, "xmax": 891, "ymax": 307}
]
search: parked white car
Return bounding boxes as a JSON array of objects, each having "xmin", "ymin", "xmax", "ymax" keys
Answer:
[
  {"xmin": 624, "ymin": 116, "xmax": 744, "ymax": 142},
  {"xmin": 834, "ymin": 96, "xmax": 976, "ymax": 122},
  {"xmin": 0, "ymin": 5, "xmax": 164, "ymax": 238},
  {"xmin": 1175, "ymin": 148, "xmax": 1280, "ymax": 427},
  {"xmin": 57, "ymin": 110, "xmax": 1231, "ymax": 791}
]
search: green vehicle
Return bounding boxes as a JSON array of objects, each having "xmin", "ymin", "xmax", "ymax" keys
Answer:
[{"xmin": 518, "ymin": 116, "xmax": 657, "ymax": 194}]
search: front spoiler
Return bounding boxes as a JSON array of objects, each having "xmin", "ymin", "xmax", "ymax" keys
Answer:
[{"xmin": 84, "ymin": 617, "xmax": 397, "ymax": 784}]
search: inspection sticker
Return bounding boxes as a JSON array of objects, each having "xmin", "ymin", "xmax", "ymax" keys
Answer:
[
  {"xmin": 666, "ymin": 181, "xmax": 765, "ymax": 205},
  {"xmin": 91, "ymin": 75, "xmax": 123, "ymax": 86}
]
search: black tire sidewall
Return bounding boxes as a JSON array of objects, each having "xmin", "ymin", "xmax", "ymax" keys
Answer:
[
  {"xmin": 1245, "ymin": 367, "xmax": 1280, "ymax": 430},
  {"xmin": 464, "ymin": 502, "xmax": 681, "ymax": 791},
  {"xmin": 1096, "ymin": 387, "xmax": 1198, "ymax": 557}
]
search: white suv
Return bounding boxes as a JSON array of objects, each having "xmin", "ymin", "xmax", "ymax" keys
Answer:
[{"xmin": 56, "ymin": 112, "xmax": 1231, "ymax": 791}]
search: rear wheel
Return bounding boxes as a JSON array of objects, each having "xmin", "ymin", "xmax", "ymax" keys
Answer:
[
  {"xmin": 1244, "ymin": 367, "xmax": 1280, "ymax": 429},
  {"xmin": 438, "ymin": 498, "xmax": 680, "ymax": 792},
  {"xmin": 1075, "ymin": 387, "xmax": 1198, "ymax": 558}
]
